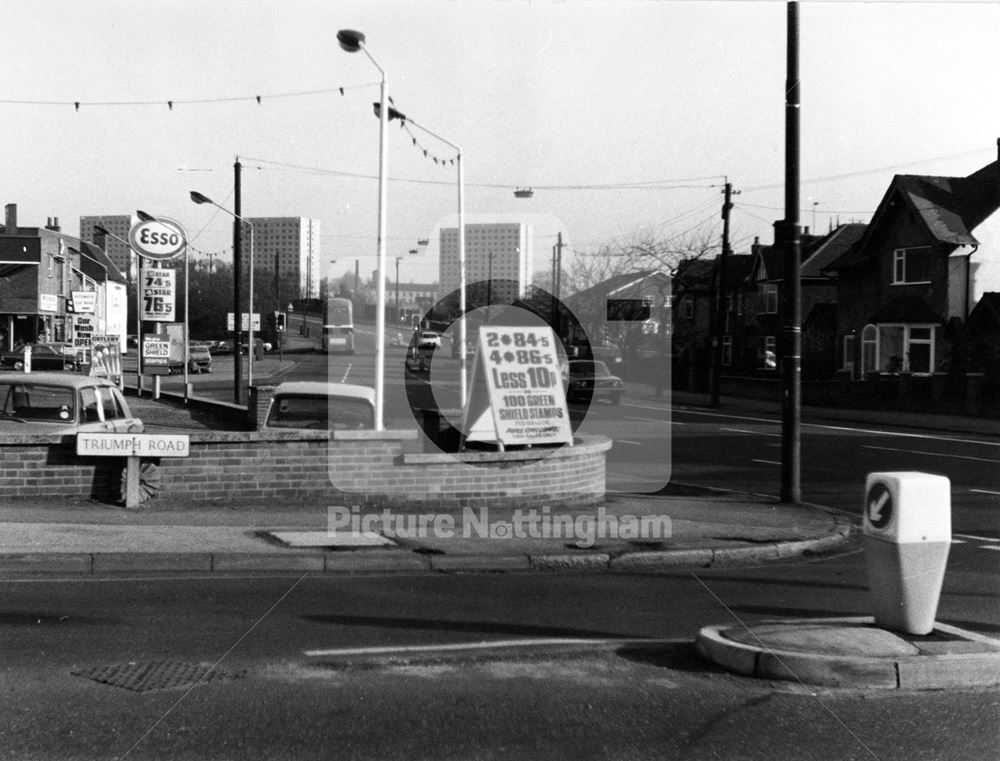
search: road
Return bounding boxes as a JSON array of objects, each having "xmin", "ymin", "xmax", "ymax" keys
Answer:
[{"xmin": 2, "ymin": 547, "xmax": 997, "ymax": 760}]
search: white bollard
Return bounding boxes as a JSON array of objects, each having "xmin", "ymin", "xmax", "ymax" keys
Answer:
[{"xmin": 863, "ymin": 472, "xmax": 951, "ymax": 635}]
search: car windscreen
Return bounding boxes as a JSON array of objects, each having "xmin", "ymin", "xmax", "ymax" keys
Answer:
[
  {"xmin": 266, "ymin": 394, "xmax": 374, "ymax": 430},
  {"xmin": 0, "ymin": 382, "xmax": 75, "ymax": 423}
]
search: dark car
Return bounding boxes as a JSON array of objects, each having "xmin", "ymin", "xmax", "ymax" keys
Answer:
[
  {"xmin": 563, "ymin": 359, "xmax": 624, "ymax": 405},
  {"xmin": 0, "ymin": 343, "xmax": 80, "ymax": 372}
]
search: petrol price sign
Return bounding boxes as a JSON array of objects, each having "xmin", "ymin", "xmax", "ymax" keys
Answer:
[{"xmin": 140, "ymin": 267, "xmax": 176, "ymax": 321}]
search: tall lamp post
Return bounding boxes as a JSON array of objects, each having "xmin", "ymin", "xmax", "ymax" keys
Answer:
[
  {"xmin": 94, "ymin": 224, "xmax": 143, "ymax": 392},
  {"xmin": 338, "ymin": 28, "xmax": 389, "ymax": 430},
  {"xmin": 190, "ymin": 191, "xmax": 256, "ymax": 400}
]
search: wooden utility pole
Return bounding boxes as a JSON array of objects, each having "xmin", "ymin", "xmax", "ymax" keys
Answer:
[
  {"xmin": 781, "ymin": 2, "xmax": 803, "ymax": 503},
  {"xmin": 710, "ymin": 181, "xmax": 734, "ymax": 406}
]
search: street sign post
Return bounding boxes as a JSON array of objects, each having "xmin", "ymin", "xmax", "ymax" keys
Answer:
[
  {"xmin": 863, "ymin": 471, "xmax": 951, "ymax": 635},
  {"xmin": 77, "ymin": 433, "xmax": 190, "ymax": 509}
]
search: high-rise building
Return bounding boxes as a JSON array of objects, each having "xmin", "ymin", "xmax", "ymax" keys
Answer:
[
  {"xmin": 439, "ymin": 223, "xmax": 532, "ymax": 304},
  {"xmin": 244, "ymin": 217, "xmax": 321, "ymax": 299},
  {"xmin": 79, "ymin": 215, "xmax": 134, "ymax": 280}
]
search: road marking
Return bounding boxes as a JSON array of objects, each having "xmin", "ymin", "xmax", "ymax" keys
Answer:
[
  {"xmin": 970, "ymin": 489, "xmax": 1000, "ymax": 496},
  {"xmin": 672, "ymin": 407, "xmax": 1000, "ymax": 447},
  {"xmin": 305, "ymin": 637, "xmax": 673, "ymax": 659},
  {"xmin": 720, "ymin": 427, "xmax": 781, "ymax": 438},
  {"xmin": 752, "ymin": 459, "xmax": 781, "ymax": 466},
  {"xmin": 863, "ymin": 445, "xmax": 1000, "ymax": 464},
  {"xmin": 868, "ymin": 490, "xmax": 890, "ymax": 523},
  {"xmin": 625, "ymin": 416, "xmax": 664, "ymax": 423},
  {"xmin": 954, "ymin": 533, "xmax": 1000, "ymax": 542},
  {"xmin": 618, "ymin": 439, "xmax": 643, "ymax": 445}
]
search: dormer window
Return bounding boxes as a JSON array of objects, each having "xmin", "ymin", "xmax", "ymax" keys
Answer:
[{"xmin": 892, "ymin": 246, "xmax": 932, "ymax": 285}]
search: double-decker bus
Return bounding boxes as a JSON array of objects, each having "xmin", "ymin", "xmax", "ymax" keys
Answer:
[{"xmin": 322, "ymin": 297, "xmax": 354, "ymax": 354}]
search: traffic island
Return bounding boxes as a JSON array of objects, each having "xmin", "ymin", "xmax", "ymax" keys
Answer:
[{"xmin": 695, "ymin": 616, "xmax": 1000, "ymax": 689}]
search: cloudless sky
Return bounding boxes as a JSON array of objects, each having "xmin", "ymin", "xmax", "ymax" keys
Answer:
[{"xmin": 2, "ymin": 0, "xmax": 997, "ymax": 285}]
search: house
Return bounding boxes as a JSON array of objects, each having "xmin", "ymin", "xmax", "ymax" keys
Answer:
[
  {"xmin": 560, "ymin": 270, "xmax": 672, "ymax": 363},
  {"xmin": 825, "ymin": 144, "xmax": 1000, "ymax": 378},
  {"xmin": 741, "ymin": 224, "xmax": 864, "ymax": 377}
]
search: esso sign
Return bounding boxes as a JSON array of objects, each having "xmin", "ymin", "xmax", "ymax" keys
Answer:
[{"xmin": 128, "ymin": 218, "xmax": 186, "ymax": 261}]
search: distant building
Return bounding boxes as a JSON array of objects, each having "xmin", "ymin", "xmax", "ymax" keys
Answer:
[
  {"xmin": 4, "ymin": 205, "xmax": 127, "ymax": 351},
  {"xmin": 79, "ymin": 214, "xmax": 134, "ymax": 280},
  {"xmin": 439, "ymin": 223, "xmax": 532, "ymax": 304},
  {"xmin": 244, "ymin": 217, "xmax": 321, "ymax": 299}
]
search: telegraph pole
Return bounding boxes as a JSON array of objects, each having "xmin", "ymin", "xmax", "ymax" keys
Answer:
[
  {"xmin": 710, "ymin": 181, "xmax": 734, "ymax": 406},
  {"xmin": 233, "ymin": 158, "xmax": 244, "ymax": 404},
  {"xmin": 780, "ymin": 1, "xmax": 802, "ymax": 503}
]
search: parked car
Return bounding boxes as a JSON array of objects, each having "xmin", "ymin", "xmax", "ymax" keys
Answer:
[
  {"xmin": 563, "ymin": 359, "xmax": 624, "ymax": 405},
  {"xmin": 262, "ymin": 381, "xmax": 376, "ymax": 431},
  {"xmin": 188, "ymin": 344, "xmax": 212, "ymax": 374},
  {"xmin": 0, "ymin": 343, "xmax": 80, "ymax": 372},
  {"xmin": 0, "ymin": 372, "xmax": 143, "ymax": 434},
  {"xmin": 416, "ymin": 331, "xmax": 442, "ymax": 349}
]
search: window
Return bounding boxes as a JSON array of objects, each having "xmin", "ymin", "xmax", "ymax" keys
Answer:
[
  {"xmin": 905, "ymin": 327, "xmax": 933, "ymax": 374},
  {"xmin": 871, "ymin": 324, "xmax": 936, "ymax": 374},
  {"xmin": 722, "ymin": 335, "xmax": 733, "ymax": 367},
  {"xmin": 759, "ymin": 282, "xmax": 778, "ymax": 314},
  {"xmin": 861, "ymin": 325, "xmax": 877, "ymax": 375},
  {"xmin": 842, "ymin": 334, "xmax": 856, "ymax": 375},
  {"xmin": 892, "ymin": 247, "xmax": 932, "ymax": 284},
  {"xmin": 680, "ymin": 298, "xmax": 694, "ymax": 319},
  {"xmin": 757, "ymin": 336, "xmax": 776, "ymax": 369}
]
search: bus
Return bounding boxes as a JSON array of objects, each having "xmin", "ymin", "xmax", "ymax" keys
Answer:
[{"xmin": 322, "ymin": 297, "xmax": 354, "ymax": 354}]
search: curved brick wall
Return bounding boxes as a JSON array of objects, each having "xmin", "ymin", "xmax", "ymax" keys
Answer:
[{"xmin": 0, "ymin": 430, "xmax": 610, "ymax": 510}]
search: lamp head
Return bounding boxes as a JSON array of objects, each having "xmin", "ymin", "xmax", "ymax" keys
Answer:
[
  {"xmin": 93, "ymin": 225, "xmax": 109, "ymax": 236},
  {"xmin": 337, "ymin": 29, "xmax": 365, "ymax": 53},
  {"xmin": 135, "ymin": 210, "xmax": 156, "ymax": 222},
  {"xmin": 189, "ymin": 191, "xmax": 213, "ymax": 205}
]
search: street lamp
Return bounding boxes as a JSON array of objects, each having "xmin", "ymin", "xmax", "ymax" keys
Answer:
[
  {"xmin": 338, "ymin": 28, "xmax": 389, "ymax": 430},
  {"xmin": 395, "ymin": 255, "xmax": 402, "ymax": 320},
  {"xmin": 136, "ymin": 210, "xmax": 192, "ymax": 400},
  {"xmin": 190, "ymin": 191, "xmax": 256, "ymax": 399},
  {"xmin": 94, "ymin": 223, "xmax": 143, "ymax": 392}
]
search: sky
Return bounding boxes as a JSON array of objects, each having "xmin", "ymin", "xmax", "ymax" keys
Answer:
[{"xmin": 2, "ymin": 0, "xmax": 998, "ymax": 288}]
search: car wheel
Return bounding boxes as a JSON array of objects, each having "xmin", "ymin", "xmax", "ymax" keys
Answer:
[
  {"xmin": 13, "ymin": 360, "xmax": 24, "ymax": 370},
  {"xmin": 66, "ymin": 362, "xmax": 76, "ymax": 371}
]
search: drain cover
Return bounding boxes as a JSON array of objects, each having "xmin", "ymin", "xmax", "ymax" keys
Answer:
[{"xmin": 72, "ymin": 660, "xmax": 245, "ymax": 692}]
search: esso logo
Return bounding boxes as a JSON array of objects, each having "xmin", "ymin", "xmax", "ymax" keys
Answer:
[{"xmin": 128, "ymin": 218, "xmax": 186, "ymax": 261}]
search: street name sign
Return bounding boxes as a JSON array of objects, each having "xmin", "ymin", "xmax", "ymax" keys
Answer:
[{"xmin": 77, "ymin": 433, "xmax": 190, "ymax": 457}]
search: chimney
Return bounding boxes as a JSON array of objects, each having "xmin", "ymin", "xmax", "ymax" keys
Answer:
[
  {"xmin": 45, "ymin": 217, "xmax": 60, "ymax": 232},
  {"xmin": 4, "ymin": 203, "xmax": 16, "ymax": 233}
]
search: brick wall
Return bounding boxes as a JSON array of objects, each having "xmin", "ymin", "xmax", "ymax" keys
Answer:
[{"xmin": 0, "ymin": 429, "xmax": 610, "ymax": 510}]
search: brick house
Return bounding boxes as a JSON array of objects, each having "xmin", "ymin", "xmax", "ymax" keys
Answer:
[
  {"xmin": 825, "ymin": 147, "xmax": 1000, "ymax": 379},
  {"xmin": 742, "ymin": 224, "xmax": 864, "ymax": 378}
]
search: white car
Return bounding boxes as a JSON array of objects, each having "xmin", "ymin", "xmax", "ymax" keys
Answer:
[
  {"xmin": 262, "ymin": 381, "xmax": 375, "ymax": 431},
  {"xmin": 416, "ymin": 331, "xmax": 442, "ymax": 349},
  {"xmin": 0, "ymin": 372, "xmax": 143, "ymax": 434}
]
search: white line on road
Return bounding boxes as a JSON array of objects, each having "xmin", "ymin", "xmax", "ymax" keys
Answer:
[
  {"xmin": 720, "ymin": 427, "xmax": 781, "ymax": 438},
  {"xmin": 625, "ymin": 416, "xmax": 664, "ymax": 423},
  {"xmin": 752, "ymin": 459, "xmax": 782, "ymax": 466},
  {"xmin": 970, "ymin": 489, "xmax": 1000, "ymax": 496},
  {"xmin": 672, "ymin": 407, "xmax": 1000, "ymax": 447},
  {"xmin": 305, "ymin": 637, "xmax": 674, "ymax": 659},
  {"xmin": 863, "ymin": 445, "xmax": 1000, "ymax": 464},
  {"xmin": 618, "ymin": 439, "xmax": 643, "ymax": 445},
  {"xmin": 954, "ymin": 533, "xmax": 1000, "ymax": 542}
]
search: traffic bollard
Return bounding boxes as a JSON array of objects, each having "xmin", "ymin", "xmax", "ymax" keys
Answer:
[{"xmin": 863, "ymin": 471, "xmax": 951, "ymax": 635}]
